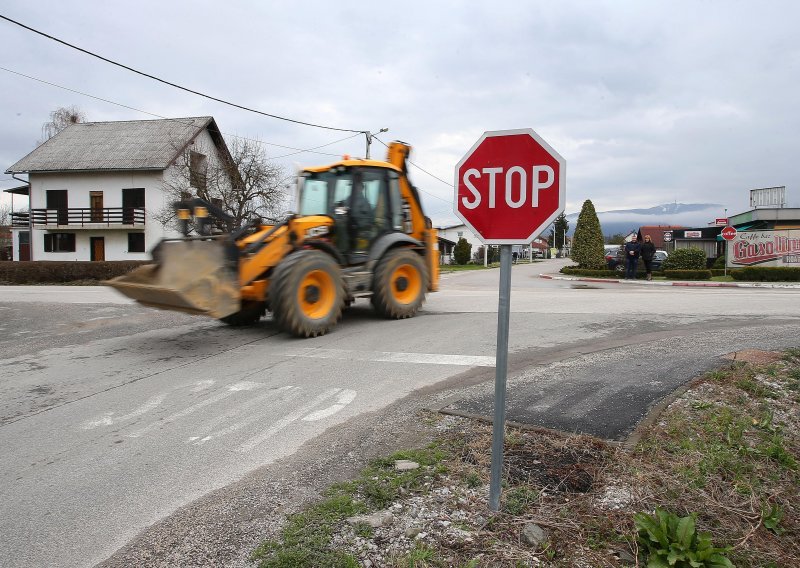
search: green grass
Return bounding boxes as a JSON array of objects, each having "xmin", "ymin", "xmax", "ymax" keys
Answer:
[
  {"xmin": 252, "ymin": 352, "xmax": 800, "ymax": 567},
  {"xmin": 504, "ymin": 486, "xmax": 539, "ymax": 515},
  {"xmin": 252, "ymin": 445, "xmax": 450, "ymax": 567}
]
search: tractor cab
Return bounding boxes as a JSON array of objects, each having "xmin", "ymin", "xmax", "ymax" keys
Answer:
[{"xmin": 297, "ymin": 162, "xmax": 409, "ymax": 264}]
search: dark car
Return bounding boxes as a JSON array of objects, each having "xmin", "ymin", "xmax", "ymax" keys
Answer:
[{"xmin": 608, "ymin": 248, "xmax": 668, "ymax": 274}]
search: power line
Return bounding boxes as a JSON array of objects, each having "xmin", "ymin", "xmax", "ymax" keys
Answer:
[
  {"xmin": 372, "ymin": 136, "xmax": 454, "ymax": 206},
  {"xmin": 0, "ymin": 13, "xmax": 366, "ymax": 134},
  {"xmin": 0, "ymin": 65, "xmax": 359, "ymax": 160}
]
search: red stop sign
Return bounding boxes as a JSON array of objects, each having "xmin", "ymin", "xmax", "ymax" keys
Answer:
[
  {"xmin": 721, "ymin": 226, "xmax": 737, "ymax": 240},
  {"xmin": 454, "ymin": 129, "xmax": 566, "ymax": 244}
]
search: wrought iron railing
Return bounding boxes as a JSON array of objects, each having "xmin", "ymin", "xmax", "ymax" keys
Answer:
[{"xmin": 16, "ymin": 207, "xmax": 146, "ymax": 227}]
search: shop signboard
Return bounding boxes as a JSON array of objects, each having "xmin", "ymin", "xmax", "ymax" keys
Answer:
[{"xmin": 728, "ymin": 229, "xmax": 800, "ymax": 267}]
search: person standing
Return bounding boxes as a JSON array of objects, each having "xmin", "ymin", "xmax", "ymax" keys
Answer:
[
  {"xmin": 624, "ymin": 238, "xmax": 641, "ymax": 279},
  {"xmin": 641, "ymin": 235, "xmax": 656, "ymax": 280}
]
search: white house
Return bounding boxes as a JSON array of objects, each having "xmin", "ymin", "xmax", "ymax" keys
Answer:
[
  {"xmin": 437, "ymin": 223, "xmax": 548, "ymax": 262},
  {"xmin": 6, "ymin": 116, "xmax": 234, "ymax": 261},
  {"xmin": 436, "ymin": 223, "xmax": 483, "ymax": 263}
]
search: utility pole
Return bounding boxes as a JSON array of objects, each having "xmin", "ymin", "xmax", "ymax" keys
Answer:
[{"xmin": 364, "ymin": 128, "xmax": 389, "ymax": 159}]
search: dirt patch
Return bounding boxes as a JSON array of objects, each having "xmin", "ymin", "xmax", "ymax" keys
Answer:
[
  {"xmin": 722, "ymin": 349, "xmax": 784, "ymax": 364},
  {"xmin": 272, "ymin": 350, "xmax": 800, "ymax": 567}
]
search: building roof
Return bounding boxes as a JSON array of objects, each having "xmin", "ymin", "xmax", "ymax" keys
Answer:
[
  {"xmin": 637, "ymin": 225, "xmax": 686, "ymax": 249},
  {"xmin": 2, "ymin": 184, "xmax": 29, "ymax": 195},
  {"xmin": 6, "ymin": 116, "xmax": 219, "ymax": 174}
]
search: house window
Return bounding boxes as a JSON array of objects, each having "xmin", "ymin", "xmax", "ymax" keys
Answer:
[
  {"xmin": 44, "ymin": 232, "xmax": 76, "ymax": 252},
  {"xmin": 122, "ymin": 188, "xmax": 145, "ymax": 224},
  {"xmin": 190, "ymin": 151, "xmax": 208, "ymax": 191},
  {"xmin": 128, "ymin": 233, "xmax": 145, "ymax": 253}
]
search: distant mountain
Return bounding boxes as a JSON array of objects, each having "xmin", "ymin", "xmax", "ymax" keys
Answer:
[{"xmin": 564, "ymin": 203, "xmax": 723, "ymax": 237}]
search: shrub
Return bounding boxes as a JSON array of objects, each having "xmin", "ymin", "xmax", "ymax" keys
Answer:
[
  {"xmin": 561, "ymin": 267, "xmax": 618, "ymax": 278},
  {"xmin": 0, "ymin": 261, "xmax": 147, "ymax": 284},
  {"xmin": 730, "ymin": 266, "xmax": 800, "ymax": 281},
  {"xmin": 471, "ymin": 245, "xmax": 500, "ymax": 264},
  {"xmin": 662, "ymin": 248, "xmax": 706, "ymax": 270},
  {"xmin": 453, "ymin": 237, "xmax": 472, "ymax": 265},
  {"xmin": 712, "ymin": 255, "xmax": 726, "ymax": 269},
  {"xmin": 664, "ymin": 269, "xmax": 712, "ymax": 280},
  {"xmin": 634, "ymin": 508, "xmax": 733, "ymax": 567}
]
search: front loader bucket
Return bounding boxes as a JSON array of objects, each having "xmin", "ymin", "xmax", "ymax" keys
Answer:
[{"xmin": 106, "ymin": 239, "xmax": 241, "ymax": 319}]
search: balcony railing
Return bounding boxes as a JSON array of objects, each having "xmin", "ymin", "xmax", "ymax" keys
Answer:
[
  {"xmin": 15, "ymin": 207, "xmax": 146, "ymax": 227},
  {"xmin": 11, "ymin": 211, "xmax": 30, "ymax": 228}
]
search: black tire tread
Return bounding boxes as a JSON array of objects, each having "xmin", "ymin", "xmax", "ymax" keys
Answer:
[
  {"xmin": 372, "ymin": 248, "xmax": 427, "ymax": 319},
  {"xmin": 270, "ymin": 250, "xmax": 345, "ymax": 338}
]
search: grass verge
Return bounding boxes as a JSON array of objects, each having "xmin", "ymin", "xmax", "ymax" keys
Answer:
[{"xmin": 252, "ymin": 351, "xmax": 799, "ymax": 567}]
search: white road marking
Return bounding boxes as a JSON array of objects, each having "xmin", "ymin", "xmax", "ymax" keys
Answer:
[
  {"xmin": 238, "ymin": 388, "xmax": 343, "ymax": 453},
  {"xmin": 191, "ymin": 380, "xmax": 216, "ymax": 392},
  {"xmin": 188, "ymin": 386, "xmax": 302, "ymax": 445},
  {"xmin": 82, "ymin": 394, "xmax": 167, "ymax": 429},
  {"xmin": 302, "ymin": 389, "xmax": 357, "ymax": 421},
  {"xmin": 285, "ymin": 348, "xmax": 496, "ymax": 367},
  {"xmin": 128, "ymin": 381, "xmax": 264, "ymax": 438}
]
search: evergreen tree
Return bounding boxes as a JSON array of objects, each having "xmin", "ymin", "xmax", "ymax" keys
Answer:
[
  {"xmin": 453, "ymin": 237, "xmax": 472, "ymax": 265},
  {"xmin": 554, "ymin": 213, "xmax": 569, "ymax": 249},
  {"xmin": 571, "ymin": 200, "xmax": 606, "ymax": 269}
]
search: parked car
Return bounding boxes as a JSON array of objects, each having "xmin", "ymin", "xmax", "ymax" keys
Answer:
[
  {"xmin": 608, "ymin": 247, "xmax": 668, "ymax": 273},
  {"xmin": 605, "ymin": 245, "xmax": 622, "ymax": 270}
]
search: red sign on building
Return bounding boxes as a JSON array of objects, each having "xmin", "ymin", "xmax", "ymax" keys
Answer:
[
  {"xmin": 454, "ymin": 129, "xmax": 566, "ymax": 244},
  {"xmin": 721, "ymin": 226, "xmax": 737, "ymax": 241}
]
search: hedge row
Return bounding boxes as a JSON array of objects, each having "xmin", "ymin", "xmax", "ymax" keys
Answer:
[
  {"xmin": 663, "ymin": 269, "xmax": 712, "ymax": 280},
  {"xmin": 561, "ymin": 267, "xmax": 615, "ymax": 277},
  {"xmin": 562, "ymin": 266, "xmax": 715, "ymax": 280},
  {"xmin": 730, "ymin": 266, "xmax": 800, "ymax": 282},
  {"xmin": 560, "ymin": 267, "xmax": 660, "ymax": 279},
  {"xmin": 0, "ymin": 261, "xmax": 149, "ymax": 284}
]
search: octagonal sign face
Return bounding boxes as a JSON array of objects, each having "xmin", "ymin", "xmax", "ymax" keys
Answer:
[{"xmin": 454, "ymin": 129, "xmax": 566, "ymax": 244}]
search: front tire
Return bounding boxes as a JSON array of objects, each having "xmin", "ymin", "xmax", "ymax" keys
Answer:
[
  {"xmin": 270, "ymin": 250, "xmax": 345, "ymax": 338},
  {"xmin": 372, "ymin": 248, "xmax": 427, "ymax": 319}
]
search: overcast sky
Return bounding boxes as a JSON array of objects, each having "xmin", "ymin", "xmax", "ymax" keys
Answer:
[{"xmin": 1, "ymin": 1, "xmax": 798, "ymax": 225}]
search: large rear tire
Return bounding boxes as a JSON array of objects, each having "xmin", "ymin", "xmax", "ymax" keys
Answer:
[
  {"xmin": 219, "ymin": 300, "xmax": 266, "ymax": 326},
  {"xmin": 271, "ymin": 250, "xmax": 345, "ymax": 338},
  {"xmin": 372, "ymin": 248, "xmax": 427, "ymax": 319}
]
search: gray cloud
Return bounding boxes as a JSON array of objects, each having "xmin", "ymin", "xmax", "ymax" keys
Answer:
[{"xmin": 2, "ymin": 1, "xmax": 798, "ymax": 226}]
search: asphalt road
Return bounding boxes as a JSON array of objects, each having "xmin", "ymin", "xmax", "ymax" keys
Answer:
[{"xmin": 1, "ymin": 260, "xmax": 799, "ymax": 567}]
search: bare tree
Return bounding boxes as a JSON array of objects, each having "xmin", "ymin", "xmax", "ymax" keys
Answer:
[
  {"xmin": 0, "ymin": 202, "xmax": 11, "ymax": 226},
  {"xmin": 39, "ymin": 106, "xmax": 86, "ymax": 144},
  {"xmin": 157, "ymin": 136, "xmax": 289, "ymax": 231}
]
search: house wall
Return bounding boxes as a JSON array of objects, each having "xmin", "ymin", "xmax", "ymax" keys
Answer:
[
  {"xmin": 27, "ymin": 169, "xmax": 174, "ymax": 261},
  {"xmin": 437, "ymin": 224, "xmax": 484, "ymax": 258},
  {"xmin": 162, "ymin": 129, "xmax": 235, "ymax": 201},
  {"xmin": 436, "ymin": 225, "xmax": 482, "ymax": 262},
  {"xmin": 22, "ymin": 127, "xmax": 232, "ymax": 262}
]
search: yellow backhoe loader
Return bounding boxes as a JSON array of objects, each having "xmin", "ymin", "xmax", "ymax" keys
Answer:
[{"xmin": 107, "ymin": 141, "xmax": 439, "ymax": 337}]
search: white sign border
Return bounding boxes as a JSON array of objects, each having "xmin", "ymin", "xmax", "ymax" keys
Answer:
[{"xmin": 453, "ymin": 128, "xmax": 567, "ymax": 245}]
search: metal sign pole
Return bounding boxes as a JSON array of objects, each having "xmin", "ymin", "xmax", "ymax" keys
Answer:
[
  {"xmin": 724, "ymin": 239, "xmax": 728, "ymax": 277},
  {"xmin": 724, "ymin": 209, "xmax": 728, "ymax": 278},
  {"xmin": 489, "ymin": 244, "xmax": 512, "ymax": 511}
]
